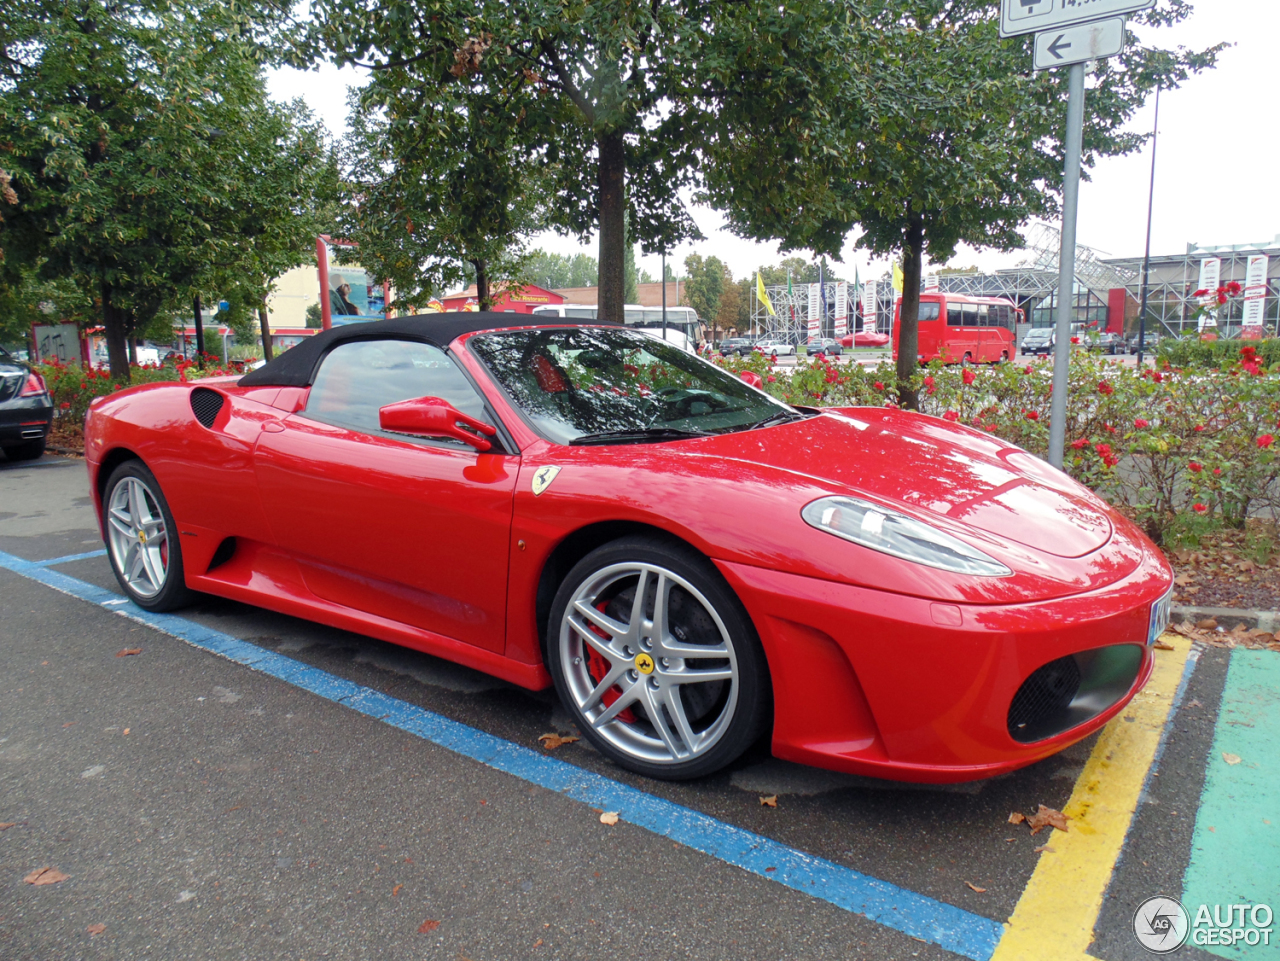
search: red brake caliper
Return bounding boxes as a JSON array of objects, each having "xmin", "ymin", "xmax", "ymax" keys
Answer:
[{"xmin": 585, "ymin": 601, "xmax": 635, "ymax": 723}]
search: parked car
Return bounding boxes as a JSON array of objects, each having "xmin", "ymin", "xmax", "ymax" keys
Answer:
[
  {"xmin": 1020, "ymin": 329, "xmax": 1054, "ymax": 356},
  {"xmin": 806, "ymin": 338, "xmax": 843, "ymax": 357},
  {"xmin": 1089, "ymin": 332, "xmax": 1126, "ymax": 355},
  {"xmin": 754, "ymin": 340, "xmax": 796, "ymax": 358},
  {"xmin": 0, "ymin": 346, "xmax": 54, "ymax": 461},
  {"xmin": 84, "ymin": 313, "xmax": 1173, "ymax": 783},
  {"xmin": 716, "ymin": 338, "xmax": 755, "ymax": 357},
  {"xmin": 1126, "ymin": 332, "xmax": 1162, "ymax": 354}
]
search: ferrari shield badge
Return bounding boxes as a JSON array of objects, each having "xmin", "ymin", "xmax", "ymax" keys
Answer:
[
  {"xmin": 634, "ymin": 653, "xmax": 655, "ymax": 675},
  {"xmin": 531, "ymin": 465, "xmax": 561, "ymax": 496}
]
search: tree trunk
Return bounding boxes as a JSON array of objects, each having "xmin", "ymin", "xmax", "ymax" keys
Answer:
[
  {"xmin": 258, "ymin": 301, "xmax": 273, "ymax": 362},
  {"xmin": 472, "ymin": 259, "xmax": 491, "ymax": 311},
  {"xmin": 193, "ymin": 295, "xmax": 206, "ymax": 366},
  {"xmin": 128, "ymin": 337, "xmax": 138, "ymax": 365},
  {"xmin": 596, "ymin": 129, "xmax": 626, "ymax": 326},
  {"xmin": 895, "ymin": 210, "xmax": 925, "ymax": 411},
  {"xmin": 101, "ymin": 278, "xmax": 130, "ymax": 382}
]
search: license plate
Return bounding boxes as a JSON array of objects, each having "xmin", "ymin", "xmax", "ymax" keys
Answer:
[{"xmin": 1148, "ymin": 589, "xmax": 1173, "ymax": 645}]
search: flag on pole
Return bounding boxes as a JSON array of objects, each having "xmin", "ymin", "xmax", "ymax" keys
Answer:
[
  {"xmin": 892, "ymin": 262, "xmax": 904, "ymax": 293},
  {"xmin": 756, "ymin": 273, "xmax": 775, "ymax": 316}
]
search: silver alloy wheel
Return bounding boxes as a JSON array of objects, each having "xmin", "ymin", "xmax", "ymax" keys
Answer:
[
  {"xmin": 559, "ymin": 562, "xmax": 739, "ymax": 765},
  {"xmin": 106, "ymin": 476, "xmax": 169, "ymax": 599}
]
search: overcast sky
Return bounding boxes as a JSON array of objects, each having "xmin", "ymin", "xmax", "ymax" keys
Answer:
[{"xmin": 267, "ymin": 0, "xmax": 1277, "ymax": 284}]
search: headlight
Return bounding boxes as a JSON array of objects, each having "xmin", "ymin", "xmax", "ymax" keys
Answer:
[{"xmin": 801, "ymin": 495, "xmax": 1013, "ymax": 577}]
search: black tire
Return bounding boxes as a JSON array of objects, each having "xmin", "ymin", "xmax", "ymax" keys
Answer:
[
  {"xmin": 547, "ymin": 536, "xmax": 771, "ymax": 780},
  {"xmin": 102, "ymin": 460, "xmax": 195, "ymax": 612},
  {"xmin": 2, "ymin": 436, "xmax": 46, "ymax": 461}
]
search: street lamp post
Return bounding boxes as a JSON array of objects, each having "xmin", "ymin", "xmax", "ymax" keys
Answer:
[{"xmin": 1136, "ymin": 85, "xmax": 1161, "ymax": 368}]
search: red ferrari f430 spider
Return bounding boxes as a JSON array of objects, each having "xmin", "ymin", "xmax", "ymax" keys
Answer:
[{"xmin": 84, "ymin": 314, "xmax": 1172, "ymax": 782}]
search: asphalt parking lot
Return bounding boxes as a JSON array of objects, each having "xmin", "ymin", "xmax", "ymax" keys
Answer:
[{"xmin": 1, "ymin": 453, "xmax": 1274, "ymax": 960}]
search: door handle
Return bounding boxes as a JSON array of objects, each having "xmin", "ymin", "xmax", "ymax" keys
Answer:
[{"xmin": 262, "ymin": 421, "xmax": 285, "ymax": 433}]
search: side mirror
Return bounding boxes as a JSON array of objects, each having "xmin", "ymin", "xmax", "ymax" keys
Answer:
[{"xmin": 378, "ymin": 396, "xmax": 497, "ymax": 452}]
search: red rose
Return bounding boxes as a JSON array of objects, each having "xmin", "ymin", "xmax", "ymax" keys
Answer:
[
  {"xmin": 962, "ymin": 368, "xmax": 975, "ymax": 386},
  {"xmin": 943, "ymin": 410, "xmax": 959, "ymax": 422},
  {"xmin": 1134, "ymin": 418, "xmax": 1149, "ymax": 429},
  {"xmin": 1070, "ymin": 438, "xmax": 1089, "ymax": 450},
  {"xmin": 766, "ymin": 375, "xmax": 776, "ymax": 383},
  {"xmin": 1212, "ymin": 468, "xmax": 1222, "ymax": 476},
  {"xmin": 923, "ymin": 376, "xmax": 935, "ymax": 387},
  {"xmin": 1153, "ymin": 371, "xmax": 1163, "ymax": 383},
  {"xmin": 1216, "ymin": 290, "xmax": 1228, "ymax": 305},
  {"xmin": 1226, "ymin": 281, "xmax": 1242, "ymax": 296},
  {"xmin": 1259, "ymin": 434, "xmax": 1275, "ymax": 449},
  {"xmin": 1104, "ymin": 423, "xmax": 1117, "ymax": 434},
  {"xmin": 1192, "ymin": 503, "xmax": 1207, "ymax": 514},
  {"xmin": 1070, "ymin": 336, "xmax": 1080, "ymax": 344},
  {"xmin": 1188, "ymin": 462, "xmax": 1203, "ymax": 473},
  {"xmin": 1097, "ymin": 381, "xmax": 1114, "ymax": 395},
  {"xmin": 1024, "ymin": 365, "xmax": 1033, "ymax": 374},
  {"xmin": 874, "ymin": 381, "xmax": 884, "ymax": 390},
  {"xmin": 1194, "ymin": 424, "xmax": 1205, "ymax": 432},
  {"xmin": 1094, "ymin": 443, "xmax": 1113, "ymax": 458},
  {"xmin": 1025, "ymin": 410, "xmax": 1039, "ymax": 421},
  {"xmin": 60, "ymin": 401, "xmax": 70, "ymax": 410},
  {"xmin": 1193, "ymin": 288, "xmax": 1208, "ymax": 298}
]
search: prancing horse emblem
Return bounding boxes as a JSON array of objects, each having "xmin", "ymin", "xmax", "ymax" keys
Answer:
[{"xmin": 531, "ymin": 465, "xmax": 562, "ymax": 496}]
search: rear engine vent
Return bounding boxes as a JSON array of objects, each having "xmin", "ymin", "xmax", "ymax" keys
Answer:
[
  {"xmin": 1007, "ymin": 644, "xmax": 1144, "ymax": 743},
  {"xmin": 190, "ymin": 387, "xmax": 224, "ymax": 428}
]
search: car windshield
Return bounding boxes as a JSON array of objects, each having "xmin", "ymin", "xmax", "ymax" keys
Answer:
[
  {"xmin": 469, "ymin": 327, "xmax": 798, "ymax": 445},
  {"xmin": 1025, "ymin": 330, "xmax": 1052, "ymax": 340}
]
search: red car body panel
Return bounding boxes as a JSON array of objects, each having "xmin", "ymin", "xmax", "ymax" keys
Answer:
[{"xmin": 84, "ymin": 324, "xmax": 1173, "ymax": 782}]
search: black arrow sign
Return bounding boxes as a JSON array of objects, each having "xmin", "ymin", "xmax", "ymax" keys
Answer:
[{"xmin": 1048, "ymin": 34, "xmax": 1073, "ymax": 59}]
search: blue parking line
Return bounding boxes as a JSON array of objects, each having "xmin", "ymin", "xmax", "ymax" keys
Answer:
[
  {"xmin": 0, "ymin": 548, "xmax": 1005, "ymax": 960},
  {"xmin": 34, "ymin": 548, "xmax": 108, "ymax": 567}
]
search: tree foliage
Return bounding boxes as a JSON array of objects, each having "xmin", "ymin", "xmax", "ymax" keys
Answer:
[
  {"xmin": 683, "ymin": 254, "xmax": 726, "ymax": 336},
  {"xmin": 311, "ymin": 0, "xmax": 867, "ymax": 324},
  {"xmin": 1, "ymin": 0, "xmax": 335, "ymax": 377},
  {"xmin": 524, "ymin": 249, "xmax": 598, "ymax": 290}
]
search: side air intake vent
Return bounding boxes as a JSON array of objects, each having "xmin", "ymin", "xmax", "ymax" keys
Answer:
[{"xmin": 190, "ymin": 387, "xmax": 225, "ymax": 428}]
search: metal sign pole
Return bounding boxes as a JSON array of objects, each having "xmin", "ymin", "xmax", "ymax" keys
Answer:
[{"xmin": 1048, "ymin": 62, "xmax": 1086, "ymax": 470}]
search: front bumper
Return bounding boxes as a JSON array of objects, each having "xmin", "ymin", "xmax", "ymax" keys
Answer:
[
  {"xmin": 716, "ymin": 549, "xmax": 1170, "ymax": 782},
  {"xmin": 0, "ymin": 398, "xmax": 54, "ymax": 445}
]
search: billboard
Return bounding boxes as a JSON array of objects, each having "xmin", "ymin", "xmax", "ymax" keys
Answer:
[
  {"xmin": 1242, "ymin": 255, "xmax": 1268, "ymax": 337},
  {"xmin": 862, "ymin": 280, "xmax": 878, "ymax": 332},
  {"xmin": 32, "ymin": 323, "xmax": 82, "ymax": 364},
  {"xmin": 317, "ymin": 238, "xmax": 388, "ymax": 328},
  {"xmin": 833, "ymin": 282, "xmax": 848, "ymax": 338}
]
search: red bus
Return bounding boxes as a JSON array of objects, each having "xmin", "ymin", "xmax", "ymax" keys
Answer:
[{"xmin": 892, "ymin": 294, "xmax": 1023, "ymax": 365}]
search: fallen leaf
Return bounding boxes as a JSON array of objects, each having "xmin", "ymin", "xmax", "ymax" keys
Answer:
[
  {"xmin": 62, "ymin": 721, "xmax": 76, "ymax": 728},
  {"xmin": 537, "ymin": 733, "xmax": 579, "ymax": 750},
  {"xmin": 1027, "ymin": 804, "xmax": 1070, "ymax": 835},
  {"xmin": 1007, "ymin": 811, "xmax": 1026, "ymax": 825},
  {"xmin": 1223, "ymin": 752, "xmax": 1242, "ymax": 765},
  {"xmin": 965, "ymin": 881, "xmax": 987, "ymax": 893},
  {"xmin": 759, "ymin": 795, "xmax": 778, "ymax": 808},
  {"xmin": 1187, "ymin": 699, "xmax": 1202, "ymax": 708},
  {"xmin": 1033, "ymin": 844, "xmax": 1055, "ymax": 853},
  {"xmin": 87, "ymin": 923, "xmax": 106, "ymax": 936},
  {"xmin": 1153, "ymin": 640, "xmax": 1175, "ymax": 651},
  {"xmin": 122, "ymin": 728, "xmax": 130, "ymax": 736},
  {"xmin": 115, "ymin": 648, "xmax": 141, "ymax": 658},
  {"xmin": 1196, "ymin": 618, "xmax": 1218, "ymax": 630},
  {"xmin": 418, "ymin": 919, "xmax": 440, "ymax": 933},
  {"xmin": 533, "ymin": 939, "xmax": 543, "ymax": 948},
  {"xmin": 24, "ymin": 867, "xmax": 69, "ymax": 885},
  {"xmin": 392, "ymin": 884, "xmax": 402, "ymax": 896},
  {"xmin": 599, "ymin": 811, "xmax": 619, "ymax": 826},
  {"xmin": 0, "ymin": 823, "xmax": 15, "ymax": 830},
  {"xmin": 1173, "ymin": 574, "xmax": 1193, "ymax": 586}
]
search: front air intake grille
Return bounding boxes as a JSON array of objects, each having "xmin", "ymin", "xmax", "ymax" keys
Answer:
[
  {"xmin": 190, "ymin": 387, "xmax": 224, "ymax": 428},
  {"xmin": 1007, "ymin": 644, "xmax": 1144, "ymax": 743},
  {"xmin": 1008, "ymin": 656, "xmax": 1081, "ymax": 742}
]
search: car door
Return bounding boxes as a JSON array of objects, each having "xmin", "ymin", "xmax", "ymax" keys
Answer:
[{"xmin": 253, "ymin": 338, "xmax": 517, "ymax": 653}]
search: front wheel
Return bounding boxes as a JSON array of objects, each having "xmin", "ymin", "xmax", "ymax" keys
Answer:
[
  {"xmin": 548, "ymin": 537, "xmax": 771, "ymax": 780},
  {"xmin": 103, "ymin": 460, "xmax": 195, "ymax": 611}
]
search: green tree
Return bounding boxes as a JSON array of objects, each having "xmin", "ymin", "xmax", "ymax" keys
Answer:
[
  {"xmin": 313, "ymin": 0, "xmax": 867, "ymax": 324},
  {"xmin": 840, "ymin": 1, "xmax": 1220, "ymax": 406},
  {"xmin": 339, "ymin": 78, "xmax": 542, "ymax": 311},
  {"xmin": 525, "ymin": 249, "xmax": 598, "ymax": 290},
  {"xmin": 0, "ymin": 0, "xmax": 327, "ymax": 378},
  {"xmin": 684, "ymin": 253, "xmax": 726, "ymax": 340}
]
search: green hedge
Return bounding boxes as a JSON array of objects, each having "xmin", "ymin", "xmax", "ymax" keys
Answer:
[{"xmin": 1155, "ymin": 336, "xmax": 1280, "ymax": 369}]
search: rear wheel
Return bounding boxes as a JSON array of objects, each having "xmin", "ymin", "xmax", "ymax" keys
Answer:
[
  {"xmin": 2, "ymin": 437, "xmax": 46, "ymax": 461},
  {"xmin": 548, "ymin": 537, "xmax": 770, "ymax": 780},
  {"xmin": 961, "ymin": 353, "xmax": 973, "ymax": 366},
  {"xmin": 103, "ymin": 460, "xmax": 195, "ymax": 611}
]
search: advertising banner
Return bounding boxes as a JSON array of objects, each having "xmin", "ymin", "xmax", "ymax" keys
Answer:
[
  {"xmin": 807, "ymin": 283, "xmax": 822, "ymax": 342},
  {"xmin": 833, "ymin": 282, "xmax": 848, "ymax": 337},
  {"xmin": 318, "ymin": 238, "xmax": 387, "ymax": 328},
  {"xmin": 925, "ymin": 272, "xmax": 940, "ymax": 292},
  {"xmin": 1242, "ymin": 255, "xmax": 1269, "ymax": 335},
  {"xmin": 1196, "ymin": 258, "xmax": 1221, "ymax": 332},
  {"xmin": 862, "ymin": 280, "xmax": 878, "ymax": 332}
]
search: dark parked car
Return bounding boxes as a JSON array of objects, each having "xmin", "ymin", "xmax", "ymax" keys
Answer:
[
  {"xmin": 716, "ymin": 338, "xmax": 755, "ymax": 357},
  {"xmin": 0, "ymin": 347, "xmax": 53, "ymax": 461},
  {"xmin": 806, "ymin": 338, "xmax": 843, "ymax": 357},
  {"xmin": 1089, "ymin": 332, "xmax": 1126, "ymax": 355},
  {"xmin": 1020, "ymin": 329, "xmax": 1054, "ymax": 356}
]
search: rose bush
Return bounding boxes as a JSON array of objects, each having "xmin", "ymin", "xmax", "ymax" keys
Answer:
[{"xmin": 721, "ymin": 343, "xmax": 1279, "ymax": 543}]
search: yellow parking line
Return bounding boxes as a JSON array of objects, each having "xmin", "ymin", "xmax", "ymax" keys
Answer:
[{"xmin": 990, "ymin": 636, "xmax": 1192, "ymax": 961}]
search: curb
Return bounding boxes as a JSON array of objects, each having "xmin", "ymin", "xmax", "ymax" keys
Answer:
[{"xmin": 1171, "ymin": 603, "xmax": 1277, "ymax": 634}]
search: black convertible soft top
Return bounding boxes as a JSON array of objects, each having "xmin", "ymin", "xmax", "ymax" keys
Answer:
[{"xmin": 238, "ymin": 312, "xmax": 536, "ymax": 388}]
